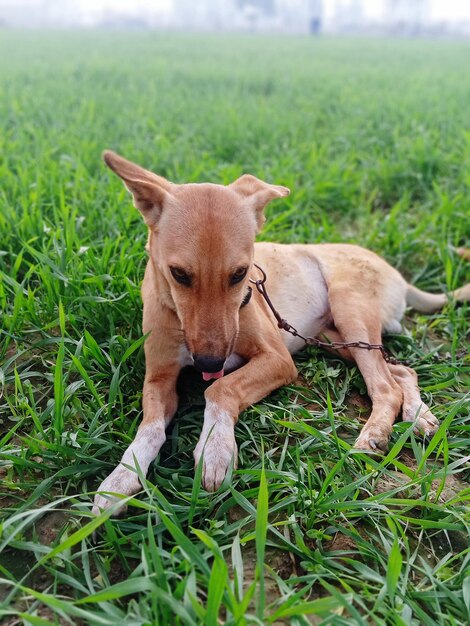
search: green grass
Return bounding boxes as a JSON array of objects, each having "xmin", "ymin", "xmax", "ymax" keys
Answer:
[{"xmin": 0, "ymin": 31, "xmax": 469, "ymax": 625}]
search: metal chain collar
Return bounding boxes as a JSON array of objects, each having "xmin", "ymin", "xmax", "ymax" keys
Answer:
[{"xmin": 249, "ymin": 263, "xmax": 400, "ymax": 365}]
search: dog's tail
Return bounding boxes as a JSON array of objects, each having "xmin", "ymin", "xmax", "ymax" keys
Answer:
[{"xmin": 406, "ymin": 248, "xmax": 470, "ymax": 313}]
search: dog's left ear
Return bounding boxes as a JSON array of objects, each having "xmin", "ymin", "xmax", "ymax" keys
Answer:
[{"xmin": 229, "ymin": 174, "xmax": 290, "ymax": 232}]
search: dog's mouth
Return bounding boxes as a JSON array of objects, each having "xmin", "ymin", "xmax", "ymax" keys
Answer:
[
  {"xmin": 202, "ymin": 369, "xmax": 224, "ymax": 382},
  {"xmin": 191, "ymin": 350, "xmax": 231, "ymax": 382}
]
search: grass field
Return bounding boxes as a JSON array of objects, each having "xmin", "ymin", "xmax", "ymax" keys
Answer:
[{"xmin": 0, "ymin": 31, "xmax": 469, "ymax": 625}]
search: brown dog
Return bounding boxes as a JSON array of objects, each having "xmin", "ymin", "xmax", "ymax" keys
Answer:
[{"xmin": 92, "ymin": 151, "xmax": 470, "ymax": 514}]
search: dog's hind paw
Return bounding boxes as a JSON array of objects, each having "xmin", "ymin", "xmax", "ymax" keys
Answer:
[
  {"xmin": 354, "ymin": 425, "xmax": 391, "ymax": 454},
  {"xmin": 403, "ymin": 404, "xmax": 439, "ymax": 437},
  {"xmin": 92, "ymin": 465, "xmax": 141, "ymax": 516}
]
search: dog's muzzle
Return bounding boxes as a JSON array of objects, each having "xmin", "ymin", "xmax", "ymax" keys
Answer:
[{"xmin": 193, "ymin": 354, "xmax": 226, "ymax": 381}]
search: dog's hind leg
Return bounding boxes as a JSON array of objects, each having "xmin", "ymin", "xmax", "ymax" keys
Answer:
[
  {"xmin": 328, "ymin": 288, "xmax": 403, "ymax": 453},
  {"xmin": 317, "ymin": 329, "xmax": 439, "ymax": 439},
  {"xmin": 388, "ymin": 363, "xmax": 439, "ymax": 436},
  {"xmin": 316, "ymin": 327, "xmax": 354, "ymax": 360},
  {"xmin": 194, "ymin": 343, "xmax": 298, "ymax": 491}
]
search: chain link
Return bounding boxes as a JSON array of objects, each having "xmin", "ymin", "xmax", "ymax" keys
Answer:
[{"xmin": 249, "ymin": 263, "xmax": 400, "ymax": 365}]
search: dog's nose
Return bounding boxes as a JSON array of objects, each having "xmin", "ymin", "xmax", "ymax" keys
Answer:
[{"xmin": 193, "ymin": 354, "xmax": 226, "ymax": 373}]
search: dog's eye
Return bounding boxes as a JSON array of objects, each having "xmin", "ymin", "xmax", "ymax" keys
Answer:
[
  {"xmin": 230, "ymin": 267, "xmax": 248, "ymax": 285},
  {"xmin": 170, "ymin": 267, "xmax": 191, "ymax": 286}
]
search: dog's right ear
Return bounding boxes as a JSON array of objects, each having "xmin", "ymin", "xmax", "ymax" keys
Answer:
[{"xmin": 103, "ymin": 150, "xmax": 172, "ymax": 228}]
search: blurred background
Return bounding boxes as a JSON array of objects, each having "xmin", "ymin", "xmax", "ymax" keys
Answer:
[{"xmin": 1, "ymin": 0, "xmax": 470, "ymax": 36}]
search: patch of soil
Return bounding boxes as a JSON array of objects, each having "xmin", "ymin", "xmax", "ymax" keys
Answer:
[
  {"xmin": 228, "ymin": 503, "xmax": 252, "ymax": 523},
  {"xmin": 233, "ymin": 542, "xmax": 325, "ymax": 625},
  {"xmin": 35, "ymin": 510, "xmax": 69, "ymax": 546},
  {"xmin": 374, "ymin": 450, "xmax": 469, "ymax": 503},
  {"xmin": 0, "ymin": 596, "xmax": 83, "ymax": 625},
  {"xmin": 430, "ymin": 528, "xmax": 469, "ymax": 557},
  {"xmin": 344, "ymin": 391, "xmax": 372, "ymax": 423},
  {"xmin": 293, "ymin": 372, "xmax": 311, "ymax": 389},
  {"xmin": 324, "ymin": 532, "xmax": 358, "ymax": 554},
  {"xmin": 288, "ymin": 374, "xmax": 323, "ymax": 413},
  {"xmin": 373, "ymin": 468, "xmax": 468, "ymax": 502},
  {"xmin": 224, "ymin": 499, "xmax": 334, "ymax": 624},
  {"xmin": 0, "ymin": 509, "xmax": 70, "ymax": 600}
]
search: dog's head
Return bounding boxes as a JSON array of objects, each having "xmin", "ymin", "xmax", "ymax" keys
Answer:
[{"xmin": 103, "ymin": 151, "xmax": 289, "ymax": 379}]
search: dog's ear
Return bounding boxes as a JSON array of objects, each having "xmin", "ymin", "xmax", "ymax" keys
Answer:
[
  {"xmin": 229, "ymin": 174, "xmax": 290, "ymax": 231},
  {"xmin": 103, "ymin": 150, "xmax": 172, "ymax": 228}
]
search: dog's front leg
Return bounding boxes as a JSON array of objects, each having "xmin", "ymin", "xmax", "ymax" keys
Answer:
[
  {"xmin": 194, "ymin": 347, "xmax": 297, "ymax": 491},
  {"xmin": 94, "ymin": 300, "xmax": 184, "ymax": 516},
  {"xmin": 92, "ymin": 367, "xmax": 179, "ymax": 515},
  {"xmin": 92, "ymin": 264, "xmax": 185, "ymax": 515}
]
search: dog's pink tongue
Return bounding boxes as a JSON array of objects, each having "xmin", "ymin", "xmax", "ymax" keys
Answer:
[{"xmin": 202, "ymin": 369, "xmax": 224, "ymax": 382}]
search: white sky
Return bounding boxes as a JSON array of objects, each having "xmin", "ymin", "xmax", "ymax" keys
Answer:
[
  {"xmin": 1, "ymin": 0, "xmax": 470, "ymax": 22},
  {"xmin": 332, "ymin": 0, "xmax": 470, "ymax": 21}
]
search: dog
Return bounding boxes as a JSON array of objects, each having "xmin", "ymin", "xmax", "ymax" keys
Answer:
[{"xmin": 92, "ymin": 151, "xmax": 469, "ymax": 514}]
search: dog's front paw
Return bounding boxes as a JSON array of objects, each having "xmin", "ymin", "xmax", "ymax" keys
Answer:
[
  {"xmin": 92, "ymin": 465, "xmax": 141, "ymax": 516},
  {"xmin": 354, "ymin": 424, "xmax": 391, "ymax": 454},
  {"xmin": 194, "ymin": 429, "xmax": 237, "ymax": 492}
]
